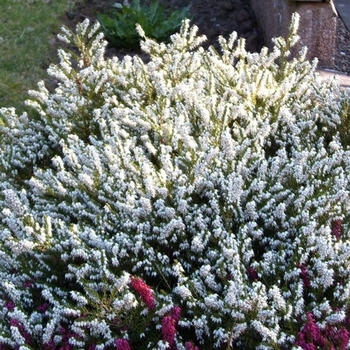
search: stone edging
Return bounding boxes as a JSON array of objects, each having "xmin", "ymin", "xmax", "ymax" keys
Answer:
[{"xmin": 249, "ymin": 0, "xmax": 338, "ymax": 69}]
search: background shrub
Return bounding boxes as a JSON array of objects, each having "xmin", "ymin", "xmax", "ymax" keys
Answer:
[
  {"xmin": 98, "ymin": 0, "xmax": 192, "ymax": 48},
  {"xmin": 1, "ymin": 15, "xmax": 350, "ymax": 349}
]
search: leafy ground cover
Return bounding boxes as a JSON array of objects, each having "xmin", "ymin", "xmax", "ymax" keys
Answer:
[{"xmin": 97, "ymin": 0, "xmax": 192, "ymax": 49}]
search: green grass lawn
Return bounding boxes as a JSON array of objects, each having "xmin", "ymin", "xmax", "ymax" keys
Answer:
[{"xmin": 0, "ymin": 0, "xmax": 78, "ymax": 110}]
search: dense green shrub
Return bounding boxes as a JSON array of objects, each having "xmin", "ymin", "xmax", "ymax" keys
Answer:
[{"xmin": 1, "ymin": 15, "xmax": 350, "ymax": 349}]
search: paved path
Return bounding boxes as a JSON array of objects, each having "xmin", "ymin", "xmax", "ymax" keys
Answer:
[
  {"xmin": 318, "ymin": 68, "xmax": 350, "ymax": 88},
  {"xmin": 334, "ymin": 0, "xmax": 350, "ymax": 31}
]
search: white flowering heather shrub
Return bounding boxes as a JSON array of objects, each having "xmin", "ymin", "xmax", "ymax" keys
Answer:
[{"xmin": 1, "ymin": 14, "xmax": 350, "ymax": 349}]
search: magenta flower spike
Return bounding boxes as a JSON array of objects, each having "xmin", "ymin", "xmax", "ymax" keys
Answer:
[
  {"xmin": 331, "ymin": 219, "xmax": 342, "ymax": 239},
  {"xmin": 162, "ymin": 306, "xmax": 182, "ymax": 348},
  {"xmin": 185, "ymin": 341, "xmax": 200, "ymax": 350},
  {"xmin": 129, "ymin": 276, "xmax": 156, "ymax": 310},
  {"xmin": 115, "ymin": 338, "xmax": 132, "ymax": 350}
]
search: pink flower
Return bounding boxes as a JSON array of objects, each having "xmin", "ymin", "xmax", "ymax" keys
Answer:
[
  {"xmin": 298, "ymin": 263, "xmax": 311, "ymax": 288},
  {"xmin": 115, "ymin": 338, "xmax": 131, "ymax": 350},
  {"xmin": 247, "ymin": 267, "xmax": 258, "ymax": 281},
  {"xmin": 36, "ymin": 302, "xmax": 49, "ymax": 313},
  {"xmin": 162, "ymin": 306, "xmax": 182, "ymax": 348},
  {"xmin": 324, "ymin": 323, "xmax": 350, "ymax": 350},
  {"xmin": 23, "ymin": 280, "xmax": 33, "ymax": 288},
  {"xmin": 185, "ymin": 341, "xmax": 200, "ymax": 350},
  {"xmin": 295, "ymin": 311, "xmax": 350, "ymax": 350},
  {"xmin": 295, "ymin": 312, "xmax": 324, "ymax": 349},
  {"xmin": 170, "ymin": 306, "xmax": 181, "ymax": 322},
  {"xmin": 4, "ymin": 300, "xmax": 15, "ymax": 311},
  {"xmin": 334, "ymin": 327, "xmax": 349, "ymax": 350},
  {"xmin": 129, "ymin": 276, "xmax": 156, "ymax": 310},
  {"xmin": 10, "ymin": 319, "xmax": 20, "ymax": 328},
  {"xmin": 162, "ymin": 315, "xmax": 177, "ymax": 347},
  {"xmin": 331, "ymin": 219, "xmax": 342, "ymax": 239},
  {"xmin": 10, "ymin": 318, "xmax": 33, "ymax": 345}
]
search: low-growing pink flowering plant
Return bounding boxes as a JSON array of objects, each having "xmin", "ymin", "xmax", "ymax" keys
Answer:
[{"xmin": 0, "ymin": 13, "xmax": 350, "ymax": 349}]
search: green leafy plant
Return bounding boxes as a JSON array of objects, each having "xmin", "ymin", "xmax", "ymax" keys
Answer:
[{"xmin": 97, "ymin": 0, "xmax": 192, "ymax": 48}]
